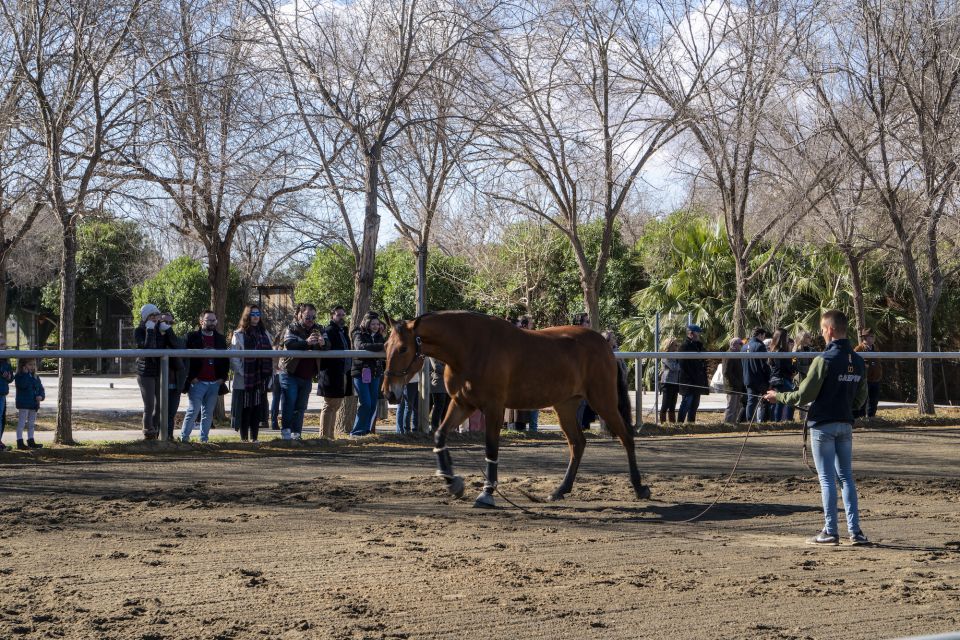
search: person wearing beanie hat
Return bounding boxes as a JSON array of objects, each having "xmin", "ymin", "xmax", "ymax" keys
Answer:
[
  {"xmin": 134, "ymin": 303, "xmax": 176, "ymax": 440},
  {"xmin": 140, "ymin": 303, "xmax": 160, "ymax": 322}
]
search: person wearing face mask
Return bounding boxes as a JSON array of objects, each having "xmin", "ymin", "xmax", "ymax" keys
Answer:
[
  {"xmin": 230, "ymin": 304, "xmax": 274, "ymax": 443},
  {"xmin": 180, "ymin": 310, "xmax": 229, "ymax": 443},
  {"xmin": 134, "ymin": 303, "xmax": 177, "ymax": 440}
]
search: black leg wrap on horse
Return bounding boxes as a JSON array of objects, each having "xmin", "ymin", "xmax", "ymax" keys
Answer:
[
  {"xmin": 435, "ymin": 447, "xmax": 455, "ymax": 481},
  {"xmin": 483, "ymin": 458, "xmax": 498, "ymax": 494}
]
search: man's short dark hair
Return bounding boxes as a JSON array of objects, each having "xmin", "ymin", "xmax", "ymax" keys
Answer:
[
  {"xmin": 752, "ymin": 326, "xmax": 767, "ymax": 338},
  {"xmin": 199, "ymin": 309, "xmax": 215, "ymax": 320},
  {"xmin": 331, "ymin": 305, "xmax": 346, "ymax": 314},
  {"xmin": 822, "ymin": 310, "xmax": 849, "ymax": 335}
]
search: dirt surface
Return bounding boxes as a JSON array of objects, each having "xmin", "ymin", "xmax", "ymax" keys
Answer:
[{"xmin": 0, "ymin": 427, "xmax": 958, "ymax": 640}]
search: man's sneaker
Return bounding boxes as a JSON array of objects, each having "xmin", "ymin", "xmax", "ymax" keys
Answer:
[
  {"xmin": 807, "ymin": 530, "xmax": 840, "ymax": 545},
  {"xmin": 849, "ymin": 531, "xmax": 870, "ymax": 545}
]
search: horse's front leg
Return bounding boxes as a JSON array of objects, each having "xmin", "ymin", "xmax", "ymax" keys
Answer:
[
  {"xmin": 434, "ymin": 400, "xmax": 474, "ymax": 499},
  {"xmin": 473, "ymin": 404, "xmax": 504, "ymax": 508}
]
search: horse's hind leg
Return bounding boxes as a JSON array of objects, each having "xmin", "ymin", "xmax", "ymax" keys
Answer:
[
  {"xmin": 434, "ymin": 399, "xmax": 474, "ymax": 499},
  {"xmin": 549, "ymin": 398, "xmax": 586, "ymax": 501},
  {"xmin": 473, "ymin": 403, "xmax": 505, "ymax": 509},
  {"xmin": 592, "ymin": 395, "xmax": 651, "ymax": 500}
]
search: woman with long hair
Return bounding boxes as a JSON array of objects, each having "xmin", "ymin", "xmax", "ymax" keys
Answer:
[
  {"xmin": 350, "ymin": 312, "xmax": 386, "ymax": 436},
  {"xmin": 229, "ymin": 304, "xmax": 274, "ymax": 443},
  {"xmin": 768, "ymin": 327, "xmax": 797, "ymax": 421},
  {"xmin": 659, "ymin": 336, "xmax": 680, "ymax": 423}
]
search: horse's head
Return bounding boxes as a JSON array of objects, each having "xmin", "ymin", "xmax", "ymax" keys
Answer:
[{"xmin": 382, "ymin": 318, "xmax": 425, "ymax": 403}]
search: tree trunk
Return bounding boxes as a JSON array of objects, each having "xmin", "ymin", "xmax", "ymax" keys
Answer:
[
  {"xmin": 0, "ymin": 259, "xmax": 7, "ymax": 340},
  {"xmin": 351, "ymin": 150, "xmax": 382, "ymax": 327},
  {"xmin": 915, "ymin": 305, "xmax": 935, "ymax": 415},
  {"xmin": 208, "ymin": 244, "xmax": 232, "ymax": 329},
  {"xmin": 844, "ymin": 251, "xmax": 867, "ymax": 334},
  {"xmin": 55, "ymin": 220, "xmax": 78, "ymax": 445},
  {"xmin": 732, "ymin": 258, "xmax": 748, "ymax": 337},
  {"xmin": 415, "ymin": 244, "xmax": 428, "ymax": 432},
  {"xmin": 582, "ymin": 279, "xmax": 601, "ymax": 331}
]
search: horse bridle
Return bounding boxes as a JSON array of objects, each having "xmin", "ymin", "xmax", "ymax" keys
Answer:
[{"xmin": 385, "ymin": 335, "xmax": 425, "ymax": 378}]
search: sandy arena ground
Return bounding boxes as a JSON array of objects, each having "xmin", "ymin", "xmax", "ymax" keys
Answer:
[{"xmin": 0, "ymin": 427, "xmax": 958, "ymax": 640}]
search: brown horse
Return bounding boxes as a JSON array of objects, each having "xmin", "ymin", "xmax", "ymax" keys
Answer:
[{"xmin": 382, "ymin": 311, "xmax": 650, "ymax": 508}]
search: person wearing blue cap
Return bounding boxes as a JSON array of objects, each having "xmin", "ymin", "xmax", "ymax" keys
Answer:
[{"xmin": 677, "ymin": 324, "xmax": 709, "ymax": 422}]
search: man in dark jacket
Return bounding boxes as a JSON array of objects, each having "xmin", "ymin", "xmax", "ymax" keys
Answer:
[
  {"xmin": 279, "ymin": 303, "xmax": 325, "ymax": 440},
  {"xmin": 723, "ymin": 337, "xmax": 746, "ymax": 423},
  {"xmin": 179, "ymin": 310, "xmax": 229, "ymax": 443},
  {"xmin": 135, "ymin": 303, "xmax": 177, "ymax": 440},
  {"xmin": 742, "ymin": 327, "xmax": 771, "ymax": 422},
  {"xmin": 677, "ymin": 324, "xmax": 709, "ymax": 423},
  {"xmin": 161, "ymin": 311, "xmax": 188, "ymax": 440},
  {"xmin": 317, "ymin": 305, "xmax": 350, "ymax": 439},
  {"xmin": 765, "ymin": 310, "xmax": 869, "ymax": 546}
]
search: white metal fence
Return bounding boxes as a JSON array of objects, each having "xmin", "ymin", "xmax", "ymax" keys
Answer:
[{"xmin": 7, "ymin": 348, "xmax": 954, "ymax": 438}]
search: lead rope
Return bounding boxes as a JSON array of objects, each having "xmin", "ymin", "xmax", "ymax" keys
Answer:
[{"xmin": 468, "ymin": 394, "xmax": 773, "ymax": 523}]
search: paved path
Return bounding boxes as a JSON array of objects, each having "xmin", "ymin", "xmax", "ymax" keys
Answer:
[{"xmin": 44, "ymin": 375, "xmax": 915, "ymax": 414}]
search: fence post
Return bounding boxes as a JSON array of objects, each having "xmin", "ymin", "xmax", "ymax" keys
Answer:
[
  {"xmin": 159, "ymin": 355, "xmax": 169, "ymax": 441},
  {"xmin": 654, "ymin": 312, "xmax": 661, "ymax": 426},
  {"xmin": 417, "ymin": 361, "xmax": 429, "ymax": 433},
  {"xmin": 634, "ymin": 357, "xmax": 642, "ymax": 431}
]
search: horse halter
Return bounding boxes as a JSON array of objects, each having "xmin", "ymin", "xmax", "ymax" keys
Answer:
[{"xmin": 385, "ymin": 335, "xmax": 425, "ymax": 378}]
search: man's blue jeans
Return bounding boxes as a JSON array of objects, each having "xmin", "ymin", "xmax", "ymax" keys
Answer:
[
  {"xmin": 529, "ymin": 409, "xmax": 539, "ymax": 432},
  {"xmin": 279, "ymin": 373, "xmax": 312, "ymax": 436},
  {"xmin": 352, "ymin": 375, "xmax": 382, "ymax": 436},
  {"xmin": 180, "ymin": 380, "xmax": 220, "ymax": 442},
  {"xmin": 810, "ymin": 421, "xmax": 860, "ymax": 535},
  {"xmin": 395, "ymin": 382, "xmax": 419, "ymax": 433},
  {"xmin": 745, "ymin": 389, "xmax": 768, "ymax": 423},
  {"xmin": 677, "ymin": 393, "xmax": 701, "ymax": 423},
  {"xmin": 0, "ymin": 395, "xmax": 7, "ymax": 442}
]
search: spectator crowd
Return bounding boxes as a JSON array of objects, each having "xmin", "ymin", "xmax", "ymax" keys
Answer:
[{"xmin": 0, "ymin": 303, "xmax": 885, "ymax": 450}]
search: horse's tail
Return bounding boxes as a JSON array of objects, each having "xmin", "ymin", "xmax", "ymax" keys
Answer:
[{"xmin": 616, "ymin": 362, "xmax": 633, "ymax": 430}]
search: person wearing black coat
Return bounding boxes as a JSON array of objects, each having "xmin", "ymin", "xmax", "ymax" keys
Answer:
[
  {"xmin": 134, "ymin": 303, "xmax": 177, "ymax": 440},
  {"xmin": 677, "ymin": 324, "xmax": 709, "ymax": 423},
  {"xmin": 741, "ymin": 327, "xmax": 771, "ymax": 422},
  {"xmin": 179, "ymin": 310, "xmax": 229, "ymax": 443},
  {"xmin": 317, "ymin": 305, "xmax": 352, "ymax": 439},
  {"xmin": 723, "ymin": 337, "xmax": 746, "ymax": 423}
]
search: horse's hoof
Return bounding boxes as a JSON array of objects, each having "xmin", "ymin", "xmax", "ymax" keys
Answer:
[
  {"xmin": 447, "ymin": 475, "xmax": 465, "ymax": 499},
  {"xmin": 473, "ymin": 492, "xmax": 496, "ymax": 508},
  {"xmin": 547, "ymin": 491, "xmax": 566, "ymax": 502},
  {"xmin": 636, "ymin": 485, "xmax": 652, "ymax": 500}
]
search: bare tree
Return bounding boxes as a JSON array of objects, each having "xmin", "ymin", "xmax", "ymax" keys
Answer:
[
  {"xmin": 379, "ymin": 53, "xmax": 481, "ymax": 317},
  {"xmin": 476, "ymin": 0, "xmax": 688, "ymax": 329},
  {"xmin": 633, "ymin": 0, "xmax": 825, "ymax": 335},
  {"xmin": 119, "ymin": 0, "xmax": 319, "ymax": 326},
  {"xmin": 803, "ymin": 0, "xmax": 960, "ymax": 413},
  {"xmin": 3, "ymin": 0, "xmax": 147, "ymax": 443},
  {"xmin": 0, "ymin": 21, "xmax": 46, "ymax": 327},
  {"xmin": 250, "ymin": 0, "xmax": 494, "ymax": 326}
]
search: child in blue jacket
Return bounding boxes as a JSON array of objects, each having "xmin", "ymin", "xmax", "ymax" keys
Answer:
[
  {"xmin": 0, "ymin": 345, "xmax": 13, "ymax": 451},
  {"xmin": 14, "ymin": 359, "xmax": 44, "ymax": 450}
]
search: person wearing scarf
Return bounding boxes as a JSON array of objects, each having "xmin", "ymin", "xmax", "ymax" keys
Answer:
[{"xmin": 230, "ymin": 304, "xmax": 274, "ymax": 443}]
